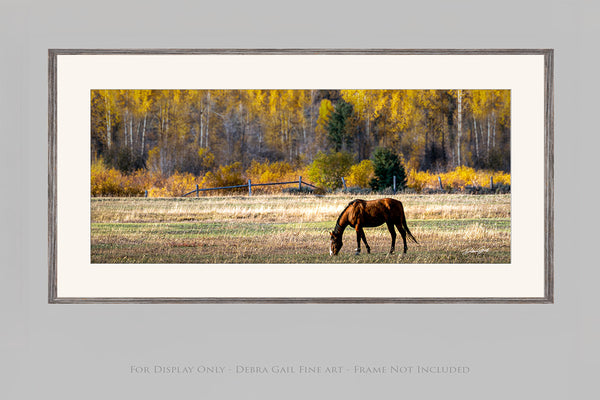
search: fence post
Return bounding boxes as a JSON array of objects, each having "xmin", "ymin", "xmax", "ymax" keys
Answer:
[
  {"xmin": 196, "ymin": 184, "xmax": 199, "ymax": 197},
  {"xmin": 248, "ymin": 179, "xmax": 252, "ymax": 196},
  {"xmin": 298, "ymin": 176, "xmax": 302, "ymax": 191},
  {"xmin": 341, "ymin": 177, "xmax": 347, "ymax": 191},
  {"xmin": 490, "ymin": 176, "xmax": 494, "ymax": 190},
  {"xmin": 393, "ymin": 175, "xmax": 397, "ymax": 194},
  {"xmin": 438, "ymin": 176, "xmax": 443, "ymax": 191}
]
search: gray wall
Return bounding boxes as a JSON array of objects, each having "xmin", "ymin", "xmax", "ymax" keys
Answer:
[{"xmin": 1, "ymin": 1, "xmax": 597, "ymax": 398}]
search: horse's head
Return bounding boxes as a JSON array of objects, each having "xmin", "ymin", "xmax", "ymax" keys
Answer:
[{"xmin": 330, "ymin": 231, "xmax": 343, "ymax": 256}]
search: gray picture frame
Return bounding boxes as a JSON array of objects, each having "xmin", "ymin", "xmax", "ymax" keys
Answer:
[{"xmin": 48, "ymin": 49, "xmax": 554, "ymax": 304}]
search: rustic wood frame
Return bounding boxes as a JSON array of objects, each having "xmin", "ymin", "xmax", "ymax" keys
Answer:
[{"xmin": 48, "ymin": 49, "xmax": 554, "ymax": 304}]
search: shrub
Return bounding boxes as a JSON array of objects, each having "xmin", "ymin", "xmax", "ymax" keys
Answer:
[
  {"xmin": 307, "ymin": 151, "xmax": 354, "ymax": 190},
  {"xmin": 160, "ymin": 172, "xmax": 198, "ymax": 197},
  {"xmin": 369, "ymin": 148, "xmax": 407, "ymax": 191},
  {"xmin": 91, "ymin": 158, "xmax": 145, "ymax": 197},
  {"xmin": 492, "ymin": 171, "xmax": 511, "ymax": 186},
  {"xmin": 407, "ymin": 169, "xmax": 438, "ymax": 193},
  {"xmin": 201, "ymin": 162, "xmax": 246, "ymax": 193},
  {"xmin": 405, "ymin": 166, "xmax": 511, "ymax": 193},
  {"xmin": 440, "ymin": 166, "xmax": 477, "ymax": 190},
  {"xmin": 246, "ymin": 160, "xmax": 296, "ymax": 183},
  {"xmin": 345, "ymin": 159, "xmax": 374, "ymax": 188},
  {"xmin": 246, "ymin": 160, "xmax": 308, "ymax": 194}
]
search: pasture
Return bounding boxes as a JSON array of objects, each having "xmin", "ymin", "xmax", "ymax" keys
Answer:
[{"xmin": 91, "ymin": 194, "xmax": 510, "ymax": 264}]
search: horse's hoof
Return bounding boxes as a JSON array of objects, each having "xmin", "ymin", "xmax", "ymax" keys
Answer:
[
  {"xmin": 366, "ymin": 249, "xmax": 371, "ymax": 254},
  {"xmin": 354, "ymin": 250, "xmax": 360, "ymax": 256}
]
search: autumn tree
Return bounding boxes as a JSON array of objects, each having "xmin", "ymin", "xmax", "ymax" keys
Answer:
[
  {"xmin": 91, "ymin": 90, "xmax": 118, "ymax": 161},
  {"xmin": 90, "ymin": 89, "xmax": 511, "ymax": 186}
]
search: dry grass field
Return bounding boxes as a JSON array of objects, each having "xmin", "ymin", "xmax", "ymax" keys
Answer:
[{"xmin": 91, "ymin": 194, "xmax": 510, "ymax": 264}]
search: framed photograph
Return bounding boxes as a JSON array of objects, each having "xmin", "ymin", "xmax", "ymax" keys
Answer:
[{"xmin": 48, "ymin": 49, "xmax": 553, "ymax": 303}]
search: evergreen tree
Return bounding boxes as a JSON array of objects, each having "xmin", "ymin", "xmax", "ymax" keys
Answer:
[
  {"xmin": 369, "ymin": 148, "xmax": 407, "ymax": 191},
  {"xmin": 327, "ymin": 99, "xmax": 353, "ymax": 151}
]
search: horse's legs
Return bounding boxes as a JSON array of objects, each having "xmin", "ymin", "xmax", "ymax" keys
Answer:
[
  {"xmin": 354, "ymin": 226, "xmax": 371, "ymax": 255},
  {"xmin": 360, "ymin": 228, "xmax": 371, "ymax": 254},
  {"xmin": 386, "ymin": 222, "xmax": 396, "ymax": 254},
  {"xmin": 395, "ymin": 222, "xmax": 408, "ymax": 253}
]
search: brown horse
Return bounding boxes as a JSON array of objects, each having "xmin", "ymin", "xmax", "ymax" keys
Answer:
[{"xmin": 329, "ymin": 198, "xmax": 417, "ymax": 256}]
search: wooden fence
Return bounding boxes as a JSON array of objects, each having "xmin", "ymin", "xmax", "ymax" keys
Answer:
[
  {"xmin": 341, "ymin": 175, "xmax": 498, "ymax": 193},
  {"xmin": 177, "ymin": 176, "xmax": 319, "ymax": 197},
  {"xmin": 143, "ymin": 175, "xmax": 501, "ymax": 197}
]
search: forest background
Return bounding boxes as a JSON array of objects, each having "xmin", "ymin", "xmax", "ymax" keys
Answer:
[{"xmin": 90, "ymin": 89, "xmax": 511, "ymax": 196}]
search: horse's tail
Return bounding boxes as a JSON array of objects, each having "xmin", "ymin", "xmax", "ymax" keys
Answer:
[{"xmin": 402, "ymin": 214, "xmax": 418, "ymax": 244}]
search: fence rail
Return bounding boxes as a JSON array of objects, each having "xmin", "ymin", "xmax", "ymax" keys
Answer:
[
  {"xmin": 178, "ymin": 177, "xmax": 319, "ymax": 197},
  {"xmin": 142, "ymin": 174, "xmax": 504, "ymax": 198},
  {"xmin": 181, "ymin": 184, "xmax": 247, "ymax": 197}
]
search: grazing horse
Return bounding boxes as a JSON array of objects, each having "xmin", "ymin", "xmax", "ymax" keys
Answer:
[{"xmin": 329, "ymin": 198, "xmax": 417, "ymax": 256}]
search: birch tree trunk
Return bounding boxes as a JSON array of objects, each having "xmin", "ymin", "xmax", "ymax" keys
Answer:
[
  {"xmin": 486, "ymin": 116, "xmax": 490, "ymax": 157},
  {"xmin": 457, "ymin": 89, "xmax": 462, "ymax": 166},
  {"xmin": 104, "ymin": 93, "xmax": 112, "ymax": 149},
  {"xmin": 140, "ymin": 115, "xmax": 147, "ymax": 157},
  {"xmin": 492, "ymin": 112, "xmax": 496, "ymax": 149},
  {"xmin": 239, "ymin": 100, "xmax": 246, "ymax": 165},
  {"xmin": 129, "ymin": 116, "xmax": 134, "ymax": 152},
  {"xmin": 123, "ymin": 112, "xmax": 128, "ymax": 148},
  {"xmin": 199, "ymin": 105, "xmax": 203, "ymax": 148},
  {"xmin": 206, "ymin": 92, "xmax": 211, "ymax": 150},
  {"xmin": 473, "ymin": 116, "xmax": 480, "ymax": 162},
  {"xmin": 364, "ymin": 92, "xmax": 370, "ymax": 160}
]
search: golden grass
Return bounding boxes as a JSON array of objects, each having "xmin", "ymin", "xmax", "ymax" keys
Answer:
[
  {"xmin": 91, "ymin": 194, "xmax": 511, "ymax": 263},
  {"xmin": 92, "ymin": 193, "xmax": 510, "ymax": 223},
  {"xmin": 91, "ymin": 220, "xmax": 510, "ymax": 264}
]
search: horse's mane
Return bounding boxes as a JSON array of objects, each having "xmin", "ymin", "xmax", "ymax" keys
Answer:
[{"xmin": 334, "ymin": 200, "xmax": 360, "ymax": 234}]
